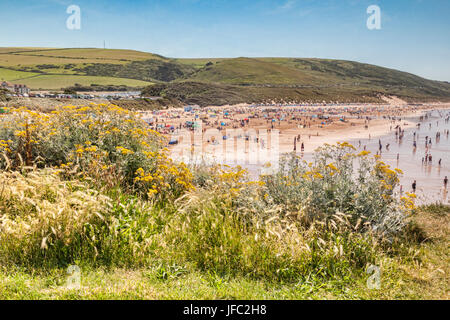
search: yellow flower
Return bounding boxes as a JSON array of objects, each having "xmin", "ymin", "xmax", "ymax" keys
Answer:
[
  {"xmin": 14, "ymin": 130, "xmax": 26, "ymax": 137},
  {"xmin": 327, "ymin": 163, "xmax": 338, "ymax": 171},
  {"xmin": 313, "ymin": 172, "xmax": 324, "ymax": 179},
  {"xmin": 116, "ymin": 146, "xmax": 134, "ymax": 155},
  {"xmin": 358, "ymin": 150, "xmax": 370, "ymax": 156}
]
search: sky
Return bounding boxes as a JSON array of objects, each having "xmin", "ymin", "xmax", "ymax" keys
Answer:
[{"xmin": 0, "ymin": 0, "xmax": 449, "ymax": 81}]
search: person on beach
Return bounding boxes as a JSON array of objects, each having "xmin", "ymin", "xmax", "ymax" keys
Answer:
[
  {"xmin": 445, "ymin": 176, "xmax": 448, "ymax": 189},
  {"xmin": 412, "ymin": 180, "xmax": 417, "ymax": 193}
]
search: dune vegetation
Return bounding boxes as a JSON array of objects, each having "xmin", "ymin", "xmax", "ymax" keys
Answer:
[{"xmin": 0, "ymin": 104, "xmax": 448, "ymax": 299}]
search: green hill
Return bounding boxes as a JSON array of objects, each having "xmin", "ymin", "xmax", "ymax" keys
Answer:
[
  {"xmin": 1, "ymin": 47, "xmax": 449, "ymax": 105},
  {"xmin": 181, "ymin": 57, "xmax": 450, "ymax": 95}
]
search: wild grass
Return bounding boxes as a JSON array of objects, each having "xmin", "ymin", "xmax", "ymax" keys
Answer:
[{"xmin": 1, "ymin": 201, "xmax": 448, "ymax": 300}]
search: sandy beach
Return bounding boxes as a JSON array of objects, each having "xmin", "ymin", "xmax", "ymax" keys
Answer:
[{"xmin": 141, "ymin": 100, "xmax": 450, "ymax": 204}]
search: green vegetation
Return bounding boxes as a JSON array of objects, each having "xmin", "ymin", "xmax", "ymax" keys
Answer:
[
  {"xmin": 64, "ymin": 84, "xmax": 143, "ymax": 92},
  {"xmin": 141, "ymin": 81, "xmax": 383, "ymax": 106},
  {"xmin": 1, "ymin": 202, "xmax": 447, "ymax": 299},
  {"xmin": 0, "ymin": 67, "xmax": 40, "ymax": 82},
  {"xmin": 72, "ymin": 59, "xmax": 196, "ymax": 82},
  {"xmin": 1, "ymin": 47, "xmax": 449, "ymax": 105},
  {"xmin": 0, "ymin": 104, "xmax": 448, "ymax": 299},
  {"xmin": 11, "ymin": 74, "xmax": 152, "ymax": 90},
  {"xmin": 0, "ymin": 89, "xmax": 9, "ymax": 102}
]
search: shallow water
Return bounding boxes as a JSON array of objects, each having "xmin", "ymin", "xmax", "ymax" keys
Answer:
[
  {"xmin": 228, "ymin": 109, "xmax": 450, "ymax": 205},
  {"xmin": 297, "ymin": 109, "xmax": 450, "ymax": 204},
  {"xmin": 353, "ymin": 109, "xmax": 449, "ymax": 204}
]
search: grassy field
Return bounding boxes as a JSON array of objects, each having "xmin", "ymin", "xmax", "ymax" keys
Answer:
[
  {"xmin": 0, "ymin": 67, "xmax": 40, "ymax": 81},
  {"xmin": 186, "ymin": 57, "xmax": 321, "ymax": 85},
  {"xmin": 0, "ymin": 48, "xmax": 158, "ymax": 67},
  {"xmin": 13, "ymin": 48, "xmax": 163, "ymax": 62},
  {"xmin": 9, "ymin": 74, "xmax": 152, "ymax": 90}
]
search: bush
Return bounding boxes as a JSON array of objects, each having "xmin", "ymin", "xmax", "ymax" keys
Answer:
[
  {"xmin": 259, "ymin": 143, "xmax": 411, "ymax": 237},
  {"xmin": 0, "ymin": 104, "xmax": 193, "ymax": 199}
]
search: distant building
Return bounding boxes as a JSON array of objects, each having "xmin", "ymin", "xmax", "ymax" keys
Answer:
[
  {"xmin": 1, "ymin": 81, "xmax": 30, "ymax": 95},
  {"xmin": 14, "ymin": 84, "xmax": 30, "ymax": 95},
  {"xmin": 1, "ymin": 81, "xmax": 15, "ymax": 92}
]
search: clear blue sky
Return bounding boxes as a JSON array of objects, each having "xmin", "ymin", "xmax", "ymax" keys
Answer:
[{"xmin": 0, "ymin": 0, "xmax": 449, "ymax": 81}]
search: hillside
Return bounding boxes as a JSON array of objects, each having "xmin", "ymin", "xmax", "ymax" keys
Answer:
[
  {"xmin": 181, "ymin": 57, "xmax": 450, "ymax": 96},
  {"xmin": 1, "ymin": 47, "xmax": 449, "ymax": 105}
]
